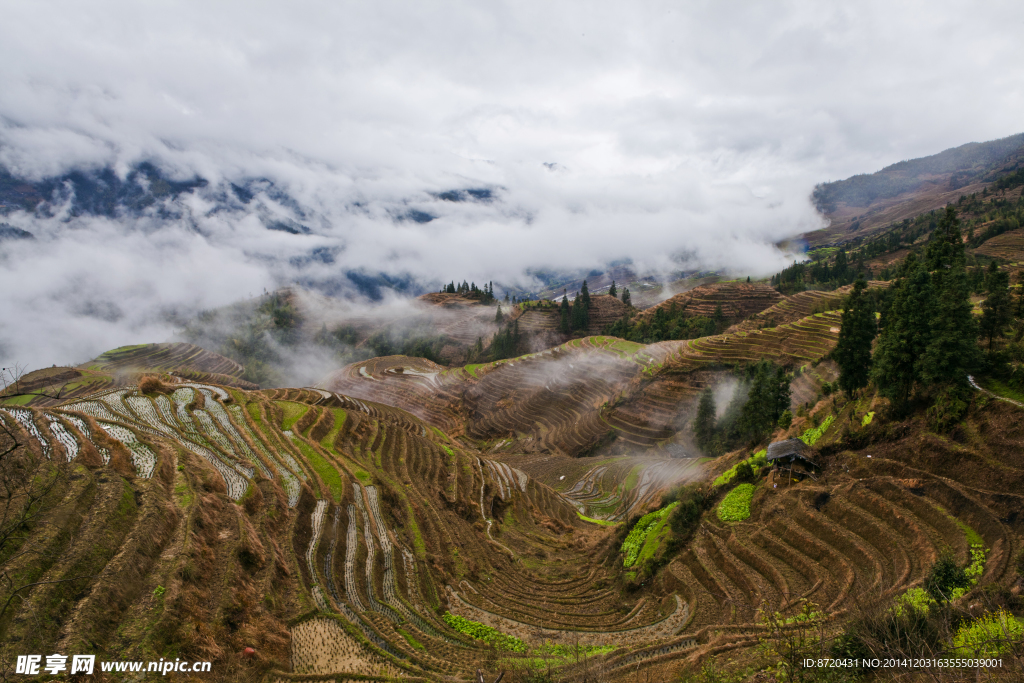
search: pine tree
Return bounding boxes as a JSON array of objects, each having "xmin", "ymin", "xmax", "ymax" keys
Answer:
[
  {"xmin": 925, "ymin": 206, "xmax": 967, "ymax": 272},
  {"xmin": 559, "ymin": 295, "xmax": 570, "ymax": 333},
  {"xmin": 495, "ymin": 305, "xmax": 504, "ymax": 324},
  {"xmin": 739, "ymin": 361, "xmax": 790, "ymax": 442},
  {"xmin": 919, "ymin": 208, "xmax": 979, "ymax": 387},
  {"xmin": 622, "ymin": 288, "xmax": 631, "ymax": 307},
  {"xmin": 609, "ymin": 280, "xmax": 617, "ymax": 297},
  {"xmin": 693, "ymin": 387, "xmax": 717, "ymax": 452},
  {"xmin": 980, "ymin": 264, "xmax": 1012, "ymax": 349},
  {"xmin": 872, "ymin": 256, "xmax": 934, "ymax": 408},
  {"xmin": 833, "ymin": 279, "xmax": 877, "ymax": 397},
  {"xmin": 581, "ymin": 279, "xmax": 591, "ymax": 308}
]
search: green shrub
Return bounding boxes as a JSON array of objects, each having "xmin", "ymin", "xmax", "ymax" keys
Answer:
[
  {"xmin": 924, "ymin": 554, "xmax": 970, "ymax": 602},
  {"xmin": 891, "ymin": 587, "xmax": 934, "ymax": 618},
  {"xmin": 734, "ymin": 460, "xmax": 754, "ymax": 482},
  {"xmin": 778, "ymin": 409, "xmax": 793, "ymax": 429},
  {"xmin": 952, "ymin": 609, "xmax": 1023, "ymax": 657},
  {"xmin": 713, "ymin": 449, "xmax": 767, "ymax": 487},
  {"xmin": 717, "ymin": 483, "xmax": 755, "ymax": 522},
  {"xmin": 927, "ymin": 385, "xmax": 971, "ymax": 433}
]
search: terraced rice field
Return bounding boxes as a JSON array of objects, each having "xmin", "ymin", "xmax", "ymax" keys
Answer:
[
  {"xmin": 727, "ymin": 281, "xmax": 889, "ymax": 334},
  {"xmin": 634, "ymin": 282, "xmax": 783, "ymax": 324},
  {"xmin": 974, "ymin": 227, "xmax": 1024, "ymax": 262}
]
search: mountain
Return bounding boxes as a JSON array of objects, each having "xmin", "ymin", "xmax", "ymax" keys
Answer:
[{"xmin": 805, "ymin": 132, "xmax": 1024, "ymax": 246}]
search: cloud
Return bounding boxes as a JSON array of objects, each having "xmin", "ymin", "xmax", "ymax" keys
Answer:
[{"xmin": 1, "ymin": 0, "xmax": 1022, "ymax": 369}]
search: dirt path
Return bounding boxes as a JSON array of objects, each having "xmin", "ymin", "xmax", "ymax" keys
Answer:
[{"xmin": 968, "ymin": 375, "xmax": 1024, "ymax": 409}]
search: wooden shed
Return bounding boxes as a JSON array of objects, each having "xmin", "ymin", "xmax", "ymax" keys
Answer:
[{"xmin": 766, "ymin": 438, "xmax": 819, "ymax": 484}]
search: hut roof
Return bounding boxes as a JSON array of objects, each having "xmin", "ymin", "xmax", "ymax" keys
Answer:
[{"xmin": 766, "ymin": 438, "xmax": 817, "ymax": 464}]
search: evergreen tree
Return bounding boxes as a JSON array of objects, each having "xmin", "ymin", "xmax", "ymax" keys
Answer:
[
  {"xmin": 609, "ymin": 280, "xmax": 617, "ymax": 297},
  {"xmin": 872, "ymin": 256, "xmax": 934, "ymax": 407},
  {"xmin": 504, "ymin": 291, "xmax": 510, "ymax": 303},
  {"xmin": 919, "ymin": 209, "xmax": 979, "ymax": 387},
  {"xmin": 581, "ymin": 279, "xmax": 591, "ymax": 308},
  {"xmin": 833, "ymin": 279, "xmax": 877, "ymax": 397},
  {"xmin": 834, "ymin": 249, "xmax": 849, "ymax": 283},
  {"xmin": 495, "ymin": 304, "xmax": 504, "ymax": 324},
  {"xmin": 622, "ymin": 288, "xmax": 631, "ymax": 307},
  {"xmin": 738, "ymin": 361, "xmax": 790, "ymax": 442},
  {"xmin": 925, "ymin": 206, "xmax": 967, "ymax": 272},
  {"xmin": 570, "ymin": 293, "xmax": 590, "ymax": 331},
  {"xmin": 978, "ymin": 263, "xmax": 1012, "ymax": 350},
  {"xmin": 693, "ymin": 387, "xmax": 717, "ymax": 452},
  {"xmin": 559, "ymin": 295, "xmax": 570, "ymax": 333}
]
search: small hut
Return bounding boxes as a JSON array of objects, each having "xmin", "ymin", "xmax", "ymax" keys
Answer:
[{"xmin": 766, "ymin": 438, "xmax": 819, "ymax": 485}]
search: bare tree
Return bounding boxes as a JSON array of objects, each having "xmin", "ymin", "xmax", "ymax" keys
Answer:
[{"xmin": 1, "ymin": 364, "xmax": 73, "ymax": 403}]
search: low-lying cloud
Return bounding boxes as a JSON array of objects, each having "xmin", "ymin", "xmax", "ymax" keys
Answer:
[{"xmin": 1, "ymin": 0, "xmax": 1022, "ymax": 370}]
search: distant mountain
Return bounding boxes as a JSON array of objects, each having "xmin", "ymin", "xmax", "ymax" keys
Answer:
[{"xmin": 805, "ymin": 132, "xmax": 1024, "ymax": 246}]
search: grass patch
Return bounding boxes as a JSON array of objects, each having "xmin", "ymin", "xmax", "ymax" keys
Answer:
[
  {"xmin": 354, "ymin": 469, "xmax": 372, "ymax": 484},
  {"xmin": 717, "ymin": 483, "xmax": 755, "ymax": 522},
  {"xmin": 293, "ymin": 440, "xmax": 345, "ymax": 503},
  {"xmin": 443, "ymin": 612, "xmax": 525, "ymax": 652},
  {"xmin": 576, "ymin": 511, "xmax": 619, "ymax": 526},
  {"xmin": 861, "ymin": 411, "xmax": 875, "ymax": 426},
  {"xmin": 620, "ymin": 502, "xmax": 678, "ymax": 567},
  {"xmin": 278, "ymin": 401, "xmax": 309, "ymax": 431}
]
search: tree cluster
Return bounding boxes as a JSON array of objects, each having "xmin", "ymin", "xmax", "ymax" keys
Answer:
[
  {"xmin": 558, "ymin": 280, "xmax": 592, "ymax": 334},
  {"xmin": 603, "ymin": 301, "xmax": 723, "ymax": 344},
  {"xmin": 830, "ymin": 208, "xmax": 1002, "ymax": 429},
  {"xmin": 489, "ymin": 320, "xmax": 523, "ymax": 361},
  {"xmin": 693, "ymin": 360, "xmax": 792, "ymax": 455},
  {"xmin": 771, "ymin": 248, "xmax": 865, "ymax": 294},
  {"xmin": 442, "ymin": 280, "xmax": 497, "ymax": 304}
]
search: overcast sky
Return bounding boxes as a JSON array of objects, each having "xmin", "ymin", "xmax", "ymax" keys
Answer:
[{"xmin": 2, "ymin": 0, "xmax": 1023, "ymax": 369}]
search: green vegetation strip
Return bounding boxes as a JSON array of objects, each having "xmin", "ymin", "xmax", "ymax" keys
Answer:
[
  {"xmin": 294, "ymin": 440, "xmax": 345, "ymax": 503},
  {"xmin": 396, "ymin": 627, "xmax": 425, "ymax": 651},
  {"xmin": 717, "ymin": 483, "xmax": 755, "ymax": 522},
  {"xmin": 799, "ymin": 414, "xmax": 835, "ymax": 445},
  {"xmin": 620, "ymin": 502, "xmax": 678, "ymax": 567},
  {"xmin": 576, "ymin": 511, "xmax": 619, "ymax": 526},
  {"xmin": 443, "ymin": 612, "xmax": 525, "ymax": 652}
]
